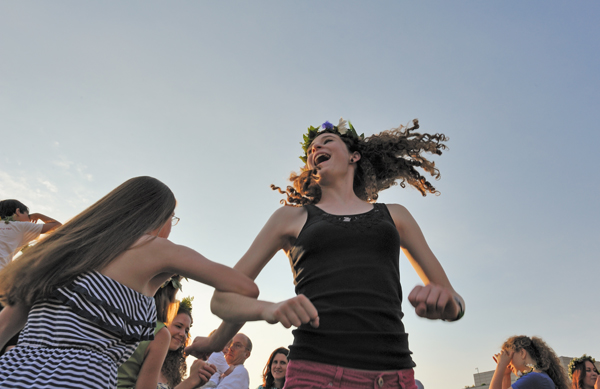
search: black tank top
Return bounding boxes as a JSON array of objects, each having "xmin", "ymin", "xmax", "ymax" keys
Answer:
[{"xmin": 287, "ymin": 203, "xmax": 415, "ymax": 370}]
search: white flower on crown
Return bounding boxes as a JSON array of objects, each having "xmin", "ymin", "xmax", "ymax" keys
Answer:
[{"xmin": 337, "ymin": 117, "xmax": 349, "ymax": 134}]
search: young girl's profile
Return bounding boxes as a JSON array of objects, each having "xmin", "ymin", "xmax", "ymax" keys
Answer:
[{"xmin": 0, "ymin": 176, "xmax": 259, "ymax": 389}]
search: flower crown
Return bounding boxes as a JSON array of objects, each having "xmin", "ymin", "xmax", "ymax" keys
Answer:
[
  {"xmin": 179, "ymin": 296, "xmax": 194, "ymax": 314},
  {"xmin": 568, "ymin": 354, "xmax": 596, "ymax": 379},
  {"xmin": 161, "ymin": 275, "xmax": 185, "ymax": 291},
  {"xmin": 300, "ymin": 117, "xmax": 364, "ymax": 164}
]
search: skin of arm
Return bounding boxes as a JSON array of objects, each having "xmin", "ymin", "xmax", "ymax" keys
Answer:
[
  {"xmin": 28, "ymin": 213, "xmax": 62, "ymax": 234},
  {"xmin": 490, "ymin": 350, "xmax": 514, "ymax": 389},
  {"xmin": 101, "ymin": 237, "xmax": 260, "ymax": 304},
  {"xmin": 0, "ymin": 303, "xmax": 29, "ymax": 350},
  {"xmin": 134, "ymin": 326, "xmax": 171, "ymax": 389},
  {"xmin": 187, "ymin": 207, "xmax": 319, "ymax": 357},
  {"xmin": 387, "ymin": 204, "xmax": 465, "ymax": 321}
]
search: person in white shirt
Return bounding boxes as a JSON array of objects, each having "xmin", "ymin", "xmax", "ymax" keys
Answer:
[
  {"xmin": 217, "ymin": 334, "xmax": 252, "ymax": 389},
  {"xmin": 0, "ymin": 199, "xmax": 61, "ymax": 269},
  {"xmin": 201, "ymin": 334, "xmax": 232, "ymax": 389},
  {"xmin": 0, "ymin": 199, "xmax": 61, "ymax": 355}
]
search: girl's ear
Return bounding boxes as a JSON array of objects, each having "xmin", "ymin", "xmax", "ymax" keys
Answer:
[{"xmin": 351, "ymin": 151, "xmax": 361, "ymax": 163}]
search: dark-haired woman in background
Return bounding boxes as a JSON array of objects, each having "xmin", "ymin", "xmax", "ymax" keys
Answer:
[
  {"xmin": 258, "ymin": 347, "xmax": 289, "ymax": 389},
  {"xmin": 568, "ymin": 355, "xmax": 599, "ymax": 389}
]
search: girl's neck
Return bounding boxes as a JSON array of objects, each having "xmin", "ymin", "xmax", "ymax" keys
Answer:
[
  {"xmin": 316, "ymin": 192, "xmax": 371, "ymax": 215},
  {"xmin": 273, "ymin": 378, "xmax": 284, "ymax": 389}
]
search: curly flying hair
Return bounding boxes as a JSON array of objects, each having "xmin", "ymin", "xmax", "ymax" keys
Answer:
[
  {"xmin": 502, "ymin": 335, "xmax": 569, "ymax": 389},
  {"xmin": 271, "ymin": 119, "xmax": 448, "ymax": 205}
]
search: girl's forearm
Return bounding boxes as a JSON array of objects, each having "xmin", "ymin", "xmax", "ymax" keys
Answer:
[
  {"xmin": 489, "ymin": 367, "xmax": 511, "ymax": 389},
  {"xmin": 211, "ymin": 291, "xmax": 270, "ymax": 323}
]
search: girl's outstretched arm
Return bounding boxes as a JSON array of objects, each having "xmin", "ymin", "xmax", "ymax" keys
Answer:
[
  {"xmin": 387, "ymin": 204, "xmax": 465, "ymax": 321},
  {"xmin": 0, "ymin": 303, "xmax": 28, "ymax": 350},
  {"xmin": 186, "ymin": 206, "xmax": 318, "ymax": 357}
]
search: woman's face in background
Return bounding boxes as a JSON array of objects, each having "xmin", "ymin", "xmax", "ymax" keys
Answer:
[
  {"xmin": 271, "ymin": 352, "xmax": 288, "ymax": 382},
  {"xmin": 167, "ymin": 313, "xmax": 191, "ymax": 351},
  {"xmin": 583, "ymin": 360, "xmax": 599, "ymax": 389}
]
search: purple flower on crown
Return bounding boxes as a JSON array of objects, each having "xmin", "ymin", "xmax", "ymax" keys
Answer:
[{"xmin": 321, "ymin": 121, "xmax": 334, "ymax": 130}]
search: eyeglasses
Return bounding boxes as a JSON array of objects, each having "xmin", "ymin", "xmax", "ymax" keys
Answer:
[
  {"xmin": 229, "ymin": 342, "xmax": 248, "ymax": 351},
  {"xmin": 171, "ymin": 216, "xmax": 180, "ymax": 226}
]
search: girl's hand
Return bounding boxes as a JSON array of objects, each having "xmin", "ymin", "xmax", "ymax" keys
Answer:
[
  {"xmin": 196, "ymin": 360, "xmax": 216, "ymax": 385},
  {"xmin": 184, "ymin": 337, "xmax": 212, "ymax": 360},
  {"xmin": 261, "ymin": 294, "xmax": 319, "ymax": 329},
  {"xmin": 493, "ymin": 350, "xmax": 513, "ymax": 376},
  {"xmin": 187, "ymin": 359, "xmax": 216, "ymax": 388},
  {"xmin": 408, "ymin": 284, "xmax": 461, "ymax": 321}
]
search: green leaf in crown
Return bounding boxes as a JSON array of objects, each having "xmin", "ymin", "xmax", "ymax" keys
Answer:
[{"xmin": 299, "ymin": 118, "xmax": 364, "ymax": 164}]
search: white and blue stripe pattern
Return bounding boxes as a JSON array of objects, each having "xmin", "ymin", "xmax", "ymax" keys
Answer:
[{"xmin": 0, "ymin": 271, "xmax": 156, "ymax": 388}]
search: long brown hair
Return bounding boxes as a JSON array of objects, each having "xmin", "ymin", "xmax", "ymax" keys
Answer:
[
  {"xmin": 502, "ymin": 336, "xmax": 569, "ymax": 389},
  {"xmin": 0, "ymin": 176, "xmax": 176, "ymax": 306}
]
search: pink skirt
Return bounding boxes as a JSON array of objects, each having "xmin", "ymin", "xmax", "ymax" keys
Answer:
[{"xmin": 284, "ymin": 360, "xmax": 418, "ymax": 389}]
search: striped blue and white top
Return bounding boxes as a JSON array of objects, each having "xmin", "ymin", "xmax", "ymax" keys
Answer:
[{"xmin": 0, "ymin": 271, "xmax": 156, "ymax": 389}]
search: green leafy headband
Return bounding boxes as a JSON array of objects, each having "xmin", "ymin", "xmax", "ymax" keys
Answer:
[
  {"xmin": 179, "ymin": 296, "xmax": 194, "ymax": 314},
  {"xmin": 300, "ymin": 117, "xmax": 364, "ymax": 164},
  {"xmin": 568, "ymin": 354, "xmax": 596, "ymax": 379}
]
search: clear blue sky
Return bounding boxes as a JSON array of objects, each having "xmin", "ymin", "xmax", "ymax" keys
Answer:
[{"xmin": 1, "ymin": 2, "xmax": 599, "ymax": 388}]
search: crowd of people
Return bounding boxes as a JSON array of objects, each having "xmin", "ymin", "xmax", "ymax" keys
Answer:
[{"xmin": 0, "ymin": 118, "xmax": 595, "ymax": 389}]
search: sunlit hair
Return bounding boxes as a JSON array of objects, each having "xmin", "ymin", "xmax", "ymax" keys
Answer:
[
  {"xmin": 272, "ymin": 120, "xmax": 448, "ymax": 205},
  {"xmin": 155, "ymin": 276, "xmax": 182, "ymax": 324},
  {"xmin": 0, "ymin": 176, "xmax": 176, "ymax": 306},
  {"xmin": 261, "ymin": 347, "xmax": 289, "ymax": 389},
  {"xmin": 161, "ymin": 303, "xmax": 193, "ymax": 388},
  {"xmin": 570, "ymin": 356, "xmax": 598, "ymax": 389},
  {"xmin": 502, "ymin": 335, "xmax": 569, "ymax": 389}
]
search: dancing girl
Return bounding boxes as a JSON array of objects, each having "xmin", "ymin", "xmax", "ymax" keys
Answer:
[
  {"xmin": 0, "ymin": 176, "xmax": 258, "ymax": 389},
  {"xmin": 188, "ymin": 118, "xmax": 465, "ymax": 389}
]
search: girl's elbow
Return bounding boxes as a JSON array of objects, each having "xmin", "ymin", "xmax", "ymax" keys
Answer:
[{"xmin": 243, "ymin": 281, "xmax": 260, "ymax": 299}]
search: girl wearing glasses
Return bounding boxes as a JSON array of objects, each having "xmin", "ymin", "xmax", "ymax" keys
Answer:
[
  {"xmin": 189, "ymin": 118, "xmax": 464, "ymax": 389},
  {"xmin": 0, "ymin": 176, "xmax": 258, "ymax": 389}
]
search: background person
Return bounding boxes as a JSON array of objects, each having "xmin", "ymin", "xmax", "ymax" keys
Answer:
[
  {"xmin": 158, "ymin": 298, "xmax": 215, "ymax": 389},
  {"xmin": 200, "ymin": 330, "xmax": 231, "ymax": 389},
  {"xmin": 568, "ymin": 355, "xmax": 599, "ymax": 389},
  {"xmin": 490, "ymin": 335, "xmax": 569, "ymax": 389},
  {"xmin": 0, "ymin": 199, "xmax": 61, "ymax": 355},
  {"xmin": 217, "ymin": 333, "xmax": 252, "ymax": 389},
  {"xmin": 0, "ymin": 199, "xmax": 62, "ymax": 269},
  {"xmin": 258, "ymin": 347, "xmax": 288, "ymax": 389}
]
